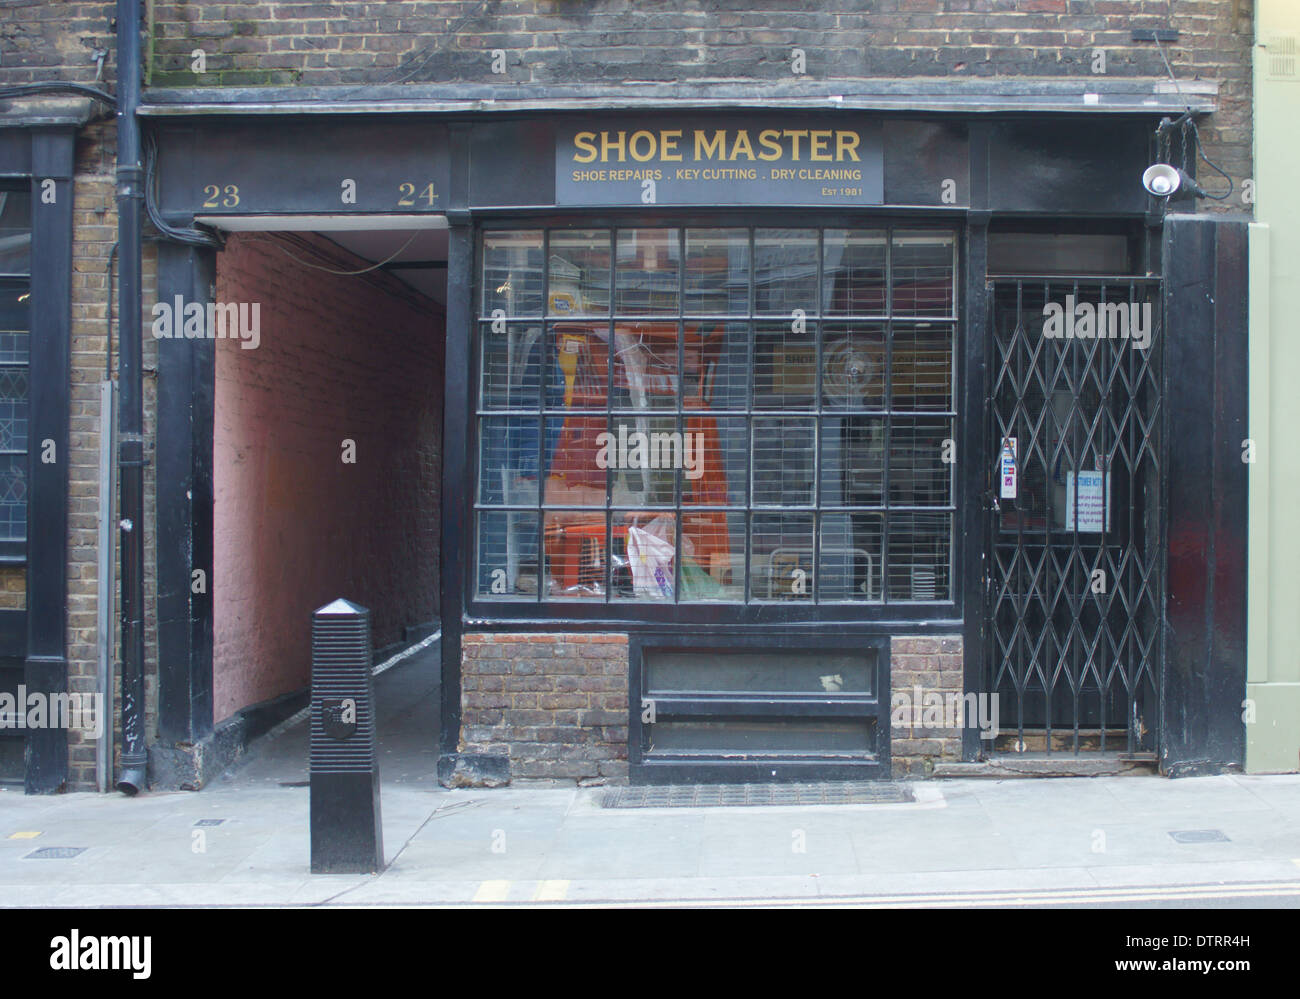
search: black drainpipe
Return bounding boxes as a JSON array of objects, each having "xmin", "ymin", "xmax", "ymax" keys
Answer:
[{"xmin": 115, "ymin": 0, "xmax": 147, "ymax": 795}]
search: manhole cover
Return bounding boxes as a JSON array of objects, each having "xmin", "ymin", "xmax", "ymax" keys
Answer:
[
  {"xmin": 600, "ymin": 781, "xmax": 914, "ymax": 809},
  {"xmin": 23, "ymin": 847, "xmax": 87, "ymax": 860},
  {"xmin": 1169, "ymin": 829, "xmax": 1230, "ymax": 844}
]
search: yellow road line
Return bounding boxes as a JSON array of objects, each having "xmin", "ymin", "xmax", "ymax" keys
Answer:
[
  {"xmin": 534, "ymin": 880, "xmax": 569, "ymax": 902},
  {"xmin": 473, "ymin": 880, "xmax": 512, "ymax": 903},
  {"xmin": 533, "ymin": 880, "xmax": 1300, "ymax": 909},
  {"xmin": 705, "ymin": 884, "xmax": 1300, "ymax": 908}
]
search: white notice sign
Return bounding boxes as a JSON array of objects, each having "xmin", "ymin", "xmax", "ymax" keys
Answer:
[{"xmin": 1065, "ymin": 470, "xmax": 1110, "ymax": 532}]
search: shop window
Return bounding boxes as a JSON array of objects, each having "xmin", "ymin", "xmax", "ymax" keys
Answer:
[
  {"xmin": 475, "ymin": 225, "xmax": 956, "ymax": 605},
  {"xmin": 0, "ymin": 187, "xmax": 32, "ymax": 548},
  {"xmin": 646, "ymin": 649, "xmax": 875, "ymax": 694},
  {"xmin": 987, "ymin": 230, "xmax": 1134, "ymax": 276}
]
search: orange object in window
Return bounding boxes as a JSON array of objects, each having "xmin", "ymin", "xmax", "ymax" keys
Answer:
[
  {"xmin": 544, "ymin": 321, "xmax": 732, "ymax": 584},
  {"xmin": 545, "ymin": 522, "xmax": 629, "ymax": 591}
]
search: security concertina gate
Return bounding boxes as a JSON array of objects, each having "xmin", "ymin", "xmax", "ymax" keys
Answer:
[{"xmin": 986, "ymin": 277, "xmax": 1163, "ymax": 758}]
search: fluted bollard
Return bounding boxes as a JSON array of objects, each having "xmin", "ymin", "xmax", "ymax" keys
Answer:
[{"xmin": 310, "ymin": 598, "xmax": 383, "ymax": 873}]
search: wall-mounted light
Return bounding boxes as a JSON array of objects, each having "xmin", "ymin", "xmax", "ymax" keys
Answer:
[{"xmin": 1141, "ymin": 163, "xmax": 1207, "ymax": 199}]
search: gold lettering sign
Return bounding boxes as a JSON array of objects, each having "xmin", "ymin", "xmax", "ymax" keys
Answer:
[
  {"xmin": 572, "ymin": 128, "xmax": 862, "ymax": 164},
  {"xmin": 557, "ymin": 120, "xmax": 882, "ymax": 206}
]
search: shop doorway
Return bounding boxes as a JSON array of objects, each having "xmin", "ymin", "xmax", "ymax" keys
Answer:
[{"xmin": 985, "ymin": 276, "xmax": 1163, "ymax": 759}]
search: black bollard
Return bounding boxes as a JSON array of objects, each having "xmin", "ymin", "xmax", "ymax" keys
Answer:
[{"xmin": 310, "ymin": 599, "xmax": 383, "ymax": 874}]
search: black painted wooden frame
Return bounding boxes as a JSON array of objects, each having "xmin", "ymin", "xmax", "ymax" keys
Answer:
[
  {"xmin": 463, "ymin": 208, "xmax": 969, "ymax": 629},
  {"xmin": 627, "ymin": 630, "xmax": 892, "ymax": 783},
  {"xmin": 154, "ymin": 242, "xmax": 217, "ymax": 749},
  {"xmin": 1, "ymin": 128, "xmax": 76, "ymax": 792},
  {"xmin": 1160, "ymin": 213, "xmax": 1250, "ymax": 776}
]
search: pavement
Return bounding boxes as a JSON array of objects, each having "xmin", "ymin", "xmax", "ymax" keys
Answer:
[{"xmin": 3, "ymin": 641, "xmax": 1300, "ymax": 908}]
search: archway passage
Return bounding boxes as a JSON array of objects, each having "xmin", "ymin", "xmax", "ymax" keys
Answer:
[{"xmin": 210, "ymin": 226, "xmax": 445, "ymax": 773}]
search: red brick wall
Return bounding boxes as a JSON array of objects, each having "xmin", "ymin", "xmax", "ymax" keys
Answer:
[{"xmin": 213, "ymin": 232, "xmax": 442, "ymax": 721}]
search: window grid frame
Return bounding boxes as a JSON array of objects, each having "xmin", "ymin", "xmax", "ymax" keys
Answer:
[
  {"xmin": 0, "ymin": 275, "xmax": 31, "ymax": 548},
  {"xmin": 474, "ymin": 223, "xmax": 958, "ymax": 607}
]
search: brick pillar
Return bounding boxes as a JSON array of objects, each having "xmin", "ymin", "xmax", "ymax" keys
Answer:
[{"xmin": 889, "ymin": 635, "xmax": 965, "ymax": 777}]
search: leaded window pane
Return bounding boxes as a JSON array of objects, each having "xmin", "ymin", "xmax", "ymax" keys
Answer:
[
  {"xmin": 0, "ymin": 277, "xmax": 29, "ymax": 544},
  {"xmin": 0, "ymin": 454, "xmax": 26, "ymax": 542}
]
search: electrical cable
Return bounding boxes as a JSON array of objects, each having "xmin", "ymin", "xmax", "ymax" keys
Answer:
[
  {"xmin": 254, "ymin": 230, "xmax": 420, "ymax": 276},
  {"xmin": 1153, "ymin": 35, "xmax": 1233, "ymax": 201},
  {"xmin": 1153, "ymin": 35, "xmax": 1185, "ymax": 106},
  {"xmin": 1186, "ymin": 118, "xmax": 1234, "ymax": 201},
  {"xmin": 142, "ymin": 131, "xmax": 222, "ymax": 247},
  {"xmin": 0, "ymin": 82, "xmax": 117, "ymax": 107},
  {"xmin": 2, "ymin": 82, "xmax": 224, "ymax": 243}
]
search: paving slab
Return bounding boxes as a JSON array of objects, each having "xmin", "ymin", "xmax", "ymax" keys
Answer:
[{"xmin": 2, "ymin": 654, "xmax": 1299, "ymax": 907}]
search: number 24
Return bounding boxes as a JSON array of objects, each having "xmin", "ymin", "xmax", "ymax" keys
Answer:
[{"xmin": 397, "ymin": 182, "xmax": 437, "ymax": 207}]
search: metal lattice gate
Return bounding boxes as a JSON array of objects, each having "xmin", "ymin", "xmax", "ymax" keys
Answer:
[{"xmin": 986, "ymin": 278, "xmax": 1163, "ymax": 757}]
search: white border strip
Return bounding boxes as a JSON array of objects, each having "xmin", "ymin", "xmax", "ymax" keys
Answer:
[
  {"xmin": 256, "ymin": 631, "xmax": 441, "ymax": 743},
  {"xmin": 373, "ymin": 630, "xmax": 441, "ymax": 678}
]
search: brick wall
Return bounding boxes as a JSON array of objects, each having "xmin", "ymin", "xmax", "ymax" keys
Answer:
[
  {"xmin": 889, "ymin": 635, "xmax": 964, "ymax": 776},
  {"xmin": 213, "ymin": 231, "xmax": 442, "ymax": 722},
  {"xmin": 66, "ymin": 119, "xmax": 118, "ymax": 791},
  {"xmin": 1, "ymin": 2, "xmax": 115, "ymax": 86},
  {"xmin": 64, "ymin": 120, "xmax": 162, "ymax": 791},
  {"xmin": 460, "ymin": 632, "xmax": 964, "ymax": 782},
  {"xmin": 142, "ymin": 0, "xmax": 1253, "ymax": 211},
  {"xmin": 0, "ymin": 1, "xmax": 1252, "ymax": 202},
  {"xmin": 459, "ymin": 632, "xmax": 629, "ymax": 783}
]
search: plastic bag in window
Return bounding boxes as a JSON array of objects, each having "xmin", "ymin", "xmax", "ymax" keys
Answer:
[{"xmin": 627, "ymin": 525, "xmax": 674, "ymax": 600}]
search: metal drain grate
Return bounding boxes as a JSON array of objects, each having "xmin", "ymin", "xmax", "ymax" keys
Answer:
[
  {"xmin": 1169, "ymin": 829, "xmax": 1230, "ymax": 844},
  {"xmin": 23, "ymin": 847, "xmax": 87, "ymax": 860},
  {"xmin": 600, "ymin": 781, "xmax": 914, "ymax": 809},
  {"xmin": 193, "ymin": 818, "xmax": 226, "ymax": 827}
]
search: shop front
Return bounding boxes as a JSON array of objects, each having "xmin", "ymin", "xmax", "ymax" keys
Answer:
[{"xmin": 144, "ymin": 97, "xmax": 1248, "ymax": 784}]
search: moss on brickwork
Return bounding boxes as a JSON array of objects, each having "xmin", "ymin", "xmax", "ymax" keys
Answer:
[
  {"xmin": 148, "ymin": 70, "xmax": 205, "ymax": 88},
  {"xmin": 151, "ymin": 68, "xmax": 302, "ymax": 87},
  {"xmin": 215, "ymin": 68, "xmax": 303, "ymax": 86}
]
